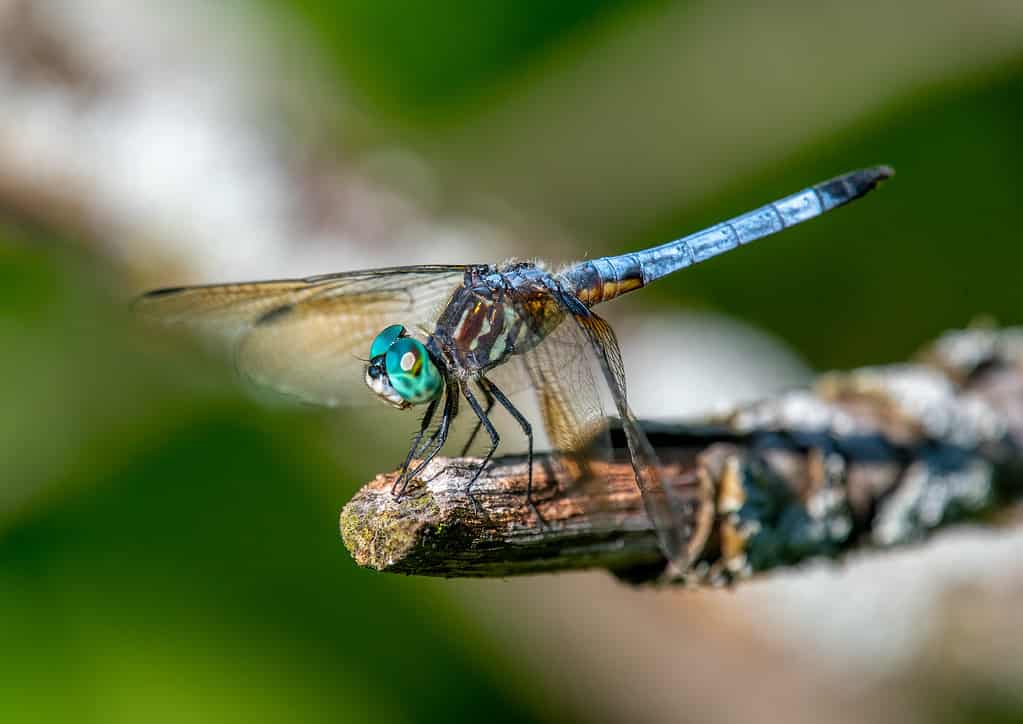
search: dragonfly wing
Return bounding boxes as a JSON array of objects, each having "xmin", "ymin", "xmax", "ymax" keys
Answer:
[
  {"xmin": 570, "ymin": 310, "xmax": 694, "ymax": 570},
  {"xmin": 480, "ymin": 316, "xmax": 613, "ymax": 520},
  {"xmin": 495, "ymin": 311, "xmax": 692, "ymax": 570},
  {"xmin": 482, "ymin": 305, "xmax": 597, "ymax": 443},
  {"xmin": 137, "ymin": 266, "xmax": 467, "ymax": 406},
  {"xmin": 523, "ymin": 320, "xmax": 606, "ymax": 453},
  {"xmin": 137, "ymin": 280, "xmax": 332, "ymax": 345}
]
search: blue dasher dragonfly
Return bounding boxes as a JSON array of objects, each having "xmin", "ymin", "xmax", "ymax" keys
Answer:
[{"xmin": 138, "ymin": 166, "xmax": 892, "ymax": 571}]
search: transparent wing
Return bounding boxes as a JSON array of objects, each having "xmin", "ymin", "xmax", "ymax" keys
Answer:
[
  {"xmin": 489, "ymin": 300, "xmax": 693, "ymax": 569},
  {"xmin": 498, "ymin": 316, "xmax": 605, "ymax": 452},
  {"xmin": 483, "ymin": 313, "xmax": 609, "ymax": 513},
  {"xmin": 571, "ymin": 311, "xmax": 692, "ymax": 568},
  {"xmin": 137, "ymin": 265, "xmax": 467, "ymax": 406}
]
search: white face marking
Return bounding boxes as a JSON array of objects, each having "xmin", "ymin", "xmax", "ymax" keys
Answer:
[
  {"xmin": 365, "ymin": 367, "xmax": 406, "ymax": 408},
  {"xmin": 400, "ymin": 351, "xmax": 416, "ymax": 372}
]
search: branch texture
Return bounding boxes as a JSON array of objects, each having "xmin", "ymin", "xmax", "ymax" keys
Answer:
[{"xmin": 340, "ymin": 328, "xmax": 1023, "ymax": 584}]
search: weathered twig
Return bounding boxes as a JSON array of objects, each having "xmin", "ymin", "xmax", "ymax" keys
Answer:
[{"xmin": 340, "ymin": 328, "xmax": 1023, "ymax": 584}]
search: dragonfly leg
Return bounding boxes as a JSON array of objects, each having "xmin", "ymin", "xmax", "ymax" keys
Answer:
[
  {"xmin": 459, "ymin": 380, "xmax": 500, "ymax": 513},
  {"xmin": 393, "ymin": 386, "xmax": 455, "ymax": 498},
  {"xmin": 459, "ymin": 382, "xmax": 494, "ymax": 456},
  {"xmin": 392, "ymin": 396, "xmax": 440, "ymax": 497},
  {"xmin": 478, "ymin": 376, "xmax": 543, "ymax": 527}
]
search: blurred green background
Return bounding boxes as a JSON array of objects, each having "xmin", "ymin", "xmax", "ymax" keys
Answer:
[{"xmin": 2, "ymin": 1, "xmax": 1022, "ymax": 722}]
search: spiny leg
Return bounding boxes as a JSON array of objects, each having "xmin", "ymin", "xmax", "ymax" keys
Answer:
[
  {"xmin": 395, "ymin": 387, "xmax": 454, "ymax": 497},
  {"xmin": 392, "ymin": 395, "xmax": 439, "ymax": 496},
  {"xmin": 459, "ymin": 379, "xmax": 500, "ymax": 513},
  {"xmin": 478, "ymin": 376, "xmax": 544, "ymax": 527},
  {"xmin": 393, "ymin": 386, "xmax": 455, "ymax": 498},
  {"xmin": 459, "ymin": 382, "xmax": 494, "ymax": 456}
]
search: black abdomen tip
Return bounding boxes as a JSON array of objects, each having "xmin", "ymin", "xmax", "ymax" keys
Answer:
[
  {"xmin": 858, "ymin": 165, "xmax": 895, "ymax": 188},
  {"xmin": 815, "ymin": 165, "xmax": 895, "ymax": 210}
]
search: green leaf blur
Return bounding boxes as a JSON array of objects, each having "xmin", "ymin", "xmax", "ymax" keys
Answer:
[{"xmin": 277, "ymin": 0, "xmax": 642, "ymax": 117}]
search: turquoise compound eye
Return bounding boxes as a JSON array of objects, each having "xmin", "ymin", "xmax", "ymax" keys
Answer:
[
  {"xmin": 384, "ymin": 338, "xmax": 442, "ymax": 404},
  {"xmin": 369, "ymin": 324, "xmax": 405, "ymax": 359}
]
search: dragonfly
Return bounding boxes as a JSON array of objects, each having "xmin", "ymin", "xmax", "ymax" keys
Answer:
[{"xmin": 138, "ymin": 166, "xmax": 892, "ymax": 572}]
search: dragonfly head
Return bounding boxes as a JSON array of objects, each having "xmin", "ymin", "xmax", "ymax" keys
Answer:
[{"xmin": 365, "ymin": 324, "xmax": 443, "ymax": 409}]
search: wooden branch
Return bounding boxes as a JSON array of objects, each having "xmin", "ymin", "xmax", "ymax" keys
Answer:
[{"xmin": 340, "ymin": 327, "xmax": 1023, "ymax": 584}]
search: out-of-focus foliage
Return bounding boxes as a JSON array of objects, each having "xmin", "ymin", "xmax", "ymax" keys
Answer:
[{"xmin": 275, "ymin": 0, "xmax": 647, "ymax": 116}]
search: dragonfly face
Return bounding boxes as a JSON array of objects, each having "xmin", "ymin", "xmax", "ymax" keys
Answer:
[{"xmin": 365, "ymin": 324, "xmax": 444, "ymax": 409}]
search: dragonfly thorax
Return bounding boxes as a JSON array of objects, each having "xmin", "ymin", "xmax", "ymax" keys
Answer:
[{"xmin": 365, "ymin": 324, "xmax": 444, "ymax": 409}]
